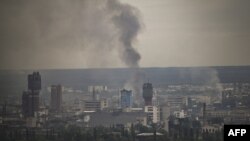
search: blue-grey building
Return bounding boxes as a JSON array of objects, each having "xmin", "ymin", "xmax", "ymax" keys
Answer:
[{"xmin": 120, "ymin": 89, "xmax": 133, "ymax": 108}]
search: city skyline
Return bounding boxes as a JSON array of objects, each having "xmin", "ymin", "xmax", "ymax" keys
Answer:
[
  {"xmin": 0, "ymin": 0, "xmax": 250, "ymax": 69},
  {"xmin": 1, "ymin": 1, "xmax": 250, "ymax": 140}
]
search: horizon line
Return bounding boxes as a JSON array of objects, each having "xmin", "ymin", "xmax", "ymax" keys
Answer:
[{"xmin": 1, "ymin": 65, "xmax": 250, "ymax": 71}]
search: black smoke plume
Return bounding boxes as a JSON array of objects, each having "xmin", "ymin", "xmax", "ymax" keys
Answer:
[{"xmin": 0, "ymin": 0, "xmax": 143, "ymax": 69}]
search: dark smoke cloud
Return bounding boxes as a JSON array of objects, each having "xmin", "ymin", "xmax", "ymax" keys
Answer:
[
  {"xmin": 105, "ymin": 0, "xmax": 144, "ymax": 104},
  {"xmin": 107, "ymin": 0, "xmax": 142, "ymax": 67},
  {"xmin": 0, "ymin": 0, "xmax": 144, "ymax": 104},
  {"xmin": 0, "ymin": 0, "xmax": 143, "ymax": 69}
]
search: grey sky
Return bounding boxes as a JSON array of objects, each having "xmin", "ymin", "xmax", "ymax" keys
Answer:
[{"xmin": 0, "ymin": 0, "xmax": 250, "ymax": 69}]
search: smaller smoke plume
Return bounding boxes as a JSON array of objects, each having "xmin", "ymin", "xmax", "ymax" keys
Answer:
[
  {"xmin": 189, "ymin": 68, "xmax": 223, "ymax": 102},
  {"xmin": 124, "ymin": 69, "xmax": 145, "ymax": 106}
]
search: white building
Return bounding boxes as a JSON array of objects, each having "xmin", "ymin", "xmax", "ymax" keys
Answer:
[
  {"xmin": 88, "ymin": 85, "xmax": 108, "ymax": 93},
  {"xmin": 100, "ymin": 98, "xmax": 108, "ymax": 110},
  {"xmin": 173, "ymin": 110, "xmax": 187, "ymax": 118},
  {"xmin": 144, "ymin": 106, "xmax": 160, "ymax": 123}
]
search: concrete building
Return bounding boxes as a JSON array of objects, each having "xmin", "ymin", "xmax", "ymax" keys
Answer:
[
  {"xmin": 28, "ymin": 72, "xmax": 41, "ymax": 91},
  {"xmin": 22, "ymin": 90, "xmax": 40, "ymax": 117},
  {"xmin": 144, "ymin": 106, "xmax": 160, "ymax": 124},
  {"xmin": 143, "ymin": 83, "xmax": 153, "ymax": 106},
  {"xmin": 173, "ymin": 110, "xmax": 187, "ymax": 118},
  {"xmin": 88, "ymin": 85, "xmax": 107, "ymax": 93},
  {"xmin": 167, "ymin": 96, "xmax": 187, "ymax": 107},
  {"xmin": 137, "ymin": 132, "xmax": 164, "ymax": 141},
  {"xmin": 50, "ymin": 85, "xmax": 63, "ymax": 112},
  {"xmin": 152, "ymin": 94, "xmax": 158, "ymax": 106},
  {"xmin": 161, "ymin": 104, "xmax": 171, "ymax": 131},
  {"xmin": 100, "ymin": 98, "xmax": 108, "ymax": 110},
  {"xmin": 120, "ymin": 89, "xmax": 133, "ymax": 108},
  {"xmin": 22, "ymin": 72, "xmax": 42, "ymax": 118},
  {"xmin": 83, "ymin": 100, "xmax": 101, "ymax": 111},
  {"xmin": 85, "ymin": 112, "xmax": 147, "ymax": 128},
  {"xmin": 202, "ymin": 125, "xmax": 222, "ymax": 133},
  {"xmin": 168, "ymin": 116, "xmax": 201, "ymax": 140},
  {"xmin": 166, "ymin": 96, "xmax": 188, "ymax": 111}
]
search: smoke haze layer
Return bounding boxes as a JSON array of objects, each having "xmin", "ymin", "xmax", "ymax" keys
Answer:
[{"xmin": 0, "ymin": 0, "xmax": 143, "ymax": 69}]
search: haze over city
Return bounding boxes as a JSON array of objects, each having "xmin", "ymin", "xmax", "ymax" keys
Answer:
[{"xmin": 1, "ymin": 1, "xmax": 250, "ymax": 141}]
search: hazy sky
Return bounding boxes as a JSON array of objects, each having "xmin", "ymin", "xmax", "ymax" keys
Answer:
[
  {"xmin": 130, "ymin": 0, "xmax": 250, "ymax": 68},
  {"xmin": 0, "ymin": 0, "xmax": 250, "ymax": 69}
]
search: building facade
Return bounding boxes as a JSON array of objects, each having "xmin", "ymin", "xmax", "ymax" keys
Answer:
[
  {"xmin": 143, "ymin": 83, "xmax": 153, "ymax": 106},
  {"xmin": 28, "ymin": 72, "xmax": 41, "ymax": 91},
  {"xmin": 120, "ymin": 89, "xmax": 133, "ymax": 108},
  {"xmin": 22, "ymin": 72, "xmax": 41, "ymax": 117},
  {"xmin": 50, "ymin": 85, "xmax": 63, "ymax": 112},
  {"xmin": 83, "ymin": 101, "xmax": 101, "ymax": 111},
  {"xmin": 22, "ymin": 91, "xmax": 40, "ymax": 117},
  {"xmin": 144, "ymin": 106, "xmax": 160, "ymax": 124}
]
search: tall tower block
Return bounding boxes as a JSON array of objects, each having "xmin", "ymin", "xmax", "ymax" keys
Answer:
[
  {"xmin": 51, "ymin": 85, "xmax": 63, "ymax": 112},
  {"xmin": 143, "ymin": 83, "xmax": 153, "ymax": 106},
  {"xmin": 28, "ymin": 72, "xmax": 41, "ymax": 91}
]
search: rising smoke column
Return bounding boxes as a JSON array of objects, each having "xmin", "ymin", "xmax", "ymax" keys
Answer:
[
  {"xmin": 107, "ymin": 0, "xmax": 142, "ymax": 67},
  {"xmin": 0, "ymin": 0, "xmax": 143, "ymax": 69},
  {"xmin": 107, "ymin": 0, "xmax": 144, "ymax": 104},
  {"xmin": 106, "ymin": 0, "xmax": 145, "ymax": 105},
  {"xmin": 0, "ymin": 0, "xmax": 144, "ymax": 102}
]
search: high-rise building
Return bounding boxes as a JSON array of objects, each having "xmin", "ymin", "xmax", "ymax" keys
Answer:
[
  {"xmin": 50, "ymin": 85, "xmax": 63, "ymax": 112},
  {"xmin": 22, "ymin": 90, "xmax": 40, "ymax": 117},
  {"xmin": 143, "ymin": 83, "xmax": 153, "ymax": 106},
  {"xmin": 120, "ymin": 89, "xmax": 133, "ymax": 108},
  {"xmin": 22, "ymin": 91, "xmax": 29, "ymax": 117},
  {"xmin": 28, "ymin": 72, "xmax": 41, "ymax": 91},
  {"xmin": 22, "ymin": 72, "xmax": 41, "ymax": 117}
]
